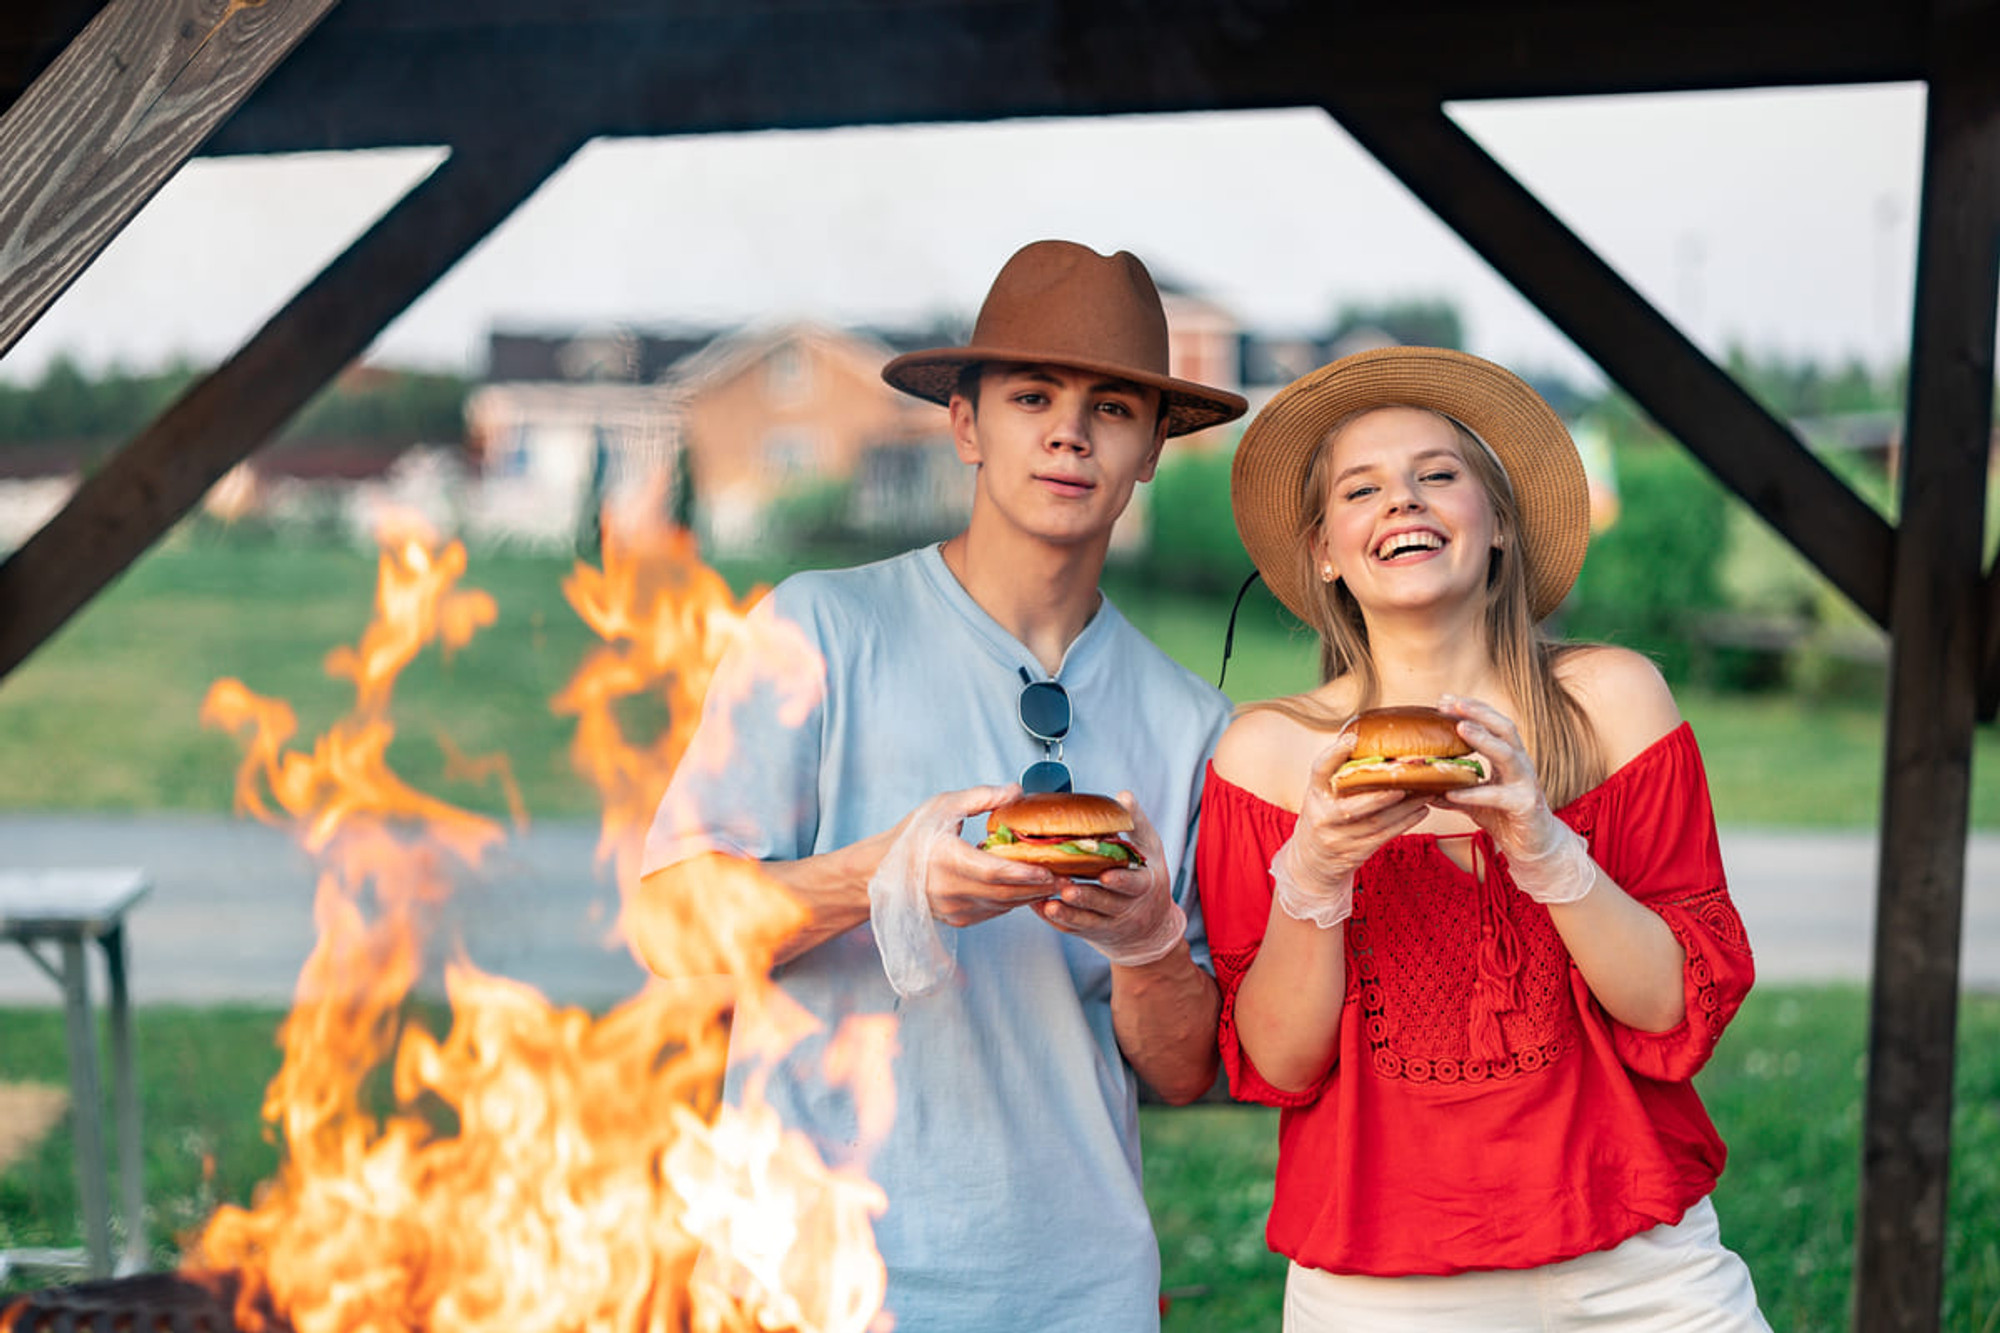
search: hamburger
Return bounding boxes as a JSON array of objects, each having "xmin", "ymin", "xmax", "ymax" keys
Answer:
[
  {"xmin": 979, "ymin": 792, "xmax": 1146, "ymax": 878},
  {"xmin": 1333, "ymin": 705, "xmax": 1489, "ymax": 795}
]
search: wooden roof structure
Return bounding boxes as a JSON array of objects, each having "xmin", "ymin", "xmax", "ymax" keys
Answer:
[{"xmin": 0, "ymin": 2, "xmax": 1992, "ymax": 1327}]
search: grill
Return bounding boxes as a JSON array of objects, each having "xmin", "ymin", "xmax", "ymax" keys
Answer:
[{"xmin": 0, "ymin": 1272, "xmax": 283, "ymax": 1333}]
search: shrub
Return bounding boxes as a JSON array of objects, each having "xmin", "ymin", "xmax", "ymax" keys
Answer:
[
  {"xmin": 1565, "ymin": 440, "xmax": 1734, "ymax": 684},
  {"xmin": 1137, "ymin": 441, "xmax": 1252, "ymax": 596},
  {"xmin": 763, "ymin": 476, "xmax": 856, "ymax": 550}
]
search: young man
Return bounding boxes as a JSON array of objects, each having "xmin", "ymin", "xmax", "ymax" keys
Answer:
[{"xmin": 640, "ymin": 240, "xmax": 1247, "ymax": 1331}]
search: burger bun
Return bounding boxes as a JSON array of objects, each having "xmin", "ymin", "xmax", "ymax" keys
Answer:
[
  {"xmin": 981, "ymin": 791, "xmax": 1143, "ymax": 878},
  {"xmin": 1333, "ymin": 705, "xmax": 1488, "ymax": 795},
  {"xmin": 990, "ymin": 792, "xmax": 1134, "ymax": 838}
]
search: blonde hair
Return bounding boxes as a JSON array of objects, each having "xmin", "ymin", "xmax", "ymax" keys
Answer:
[{"xmin": 1250, "ymin": 406, "xmax": 1603, "ymax": 808}]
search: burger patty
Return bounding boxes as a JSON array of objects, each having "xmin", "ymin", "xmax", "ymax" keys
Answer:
[
  {"xmin": 1335, "ymin": 754, "xmax": 1486, "ymax": 776},
  {"xmin": 981, "ymin": 827, "xmax": 1144, "ymax": 863}
]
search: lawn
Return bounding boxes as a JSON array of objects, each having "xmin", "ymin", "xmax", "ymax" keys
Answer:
[
  {"xmin": 3, "ymin": 989, "xmax": 1998, "ymax": 1330},
  {"xmin": 6, "ymin": 528, "xmax": 2000, "ymax": 828}
]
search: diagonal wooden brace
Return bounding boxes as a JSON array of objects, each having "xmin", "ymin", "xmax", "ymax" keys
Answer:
[
  {"xmin": 0, "ymin": 0, "xmax": 342, "ymax": 362},
  {"xmin": 1325, "ymin": 94, "xmax": 1896, "ymax": 629},
  {"xmin": 0, "ymin": 128, "xmax": 582, "ymax": 679}
]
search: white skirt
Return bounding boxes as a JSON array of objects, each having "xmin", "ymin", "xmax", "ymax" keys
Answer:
[{"xmin": 1283, "ymin": 1198, "xmax": 1771, "ymax": 1333}]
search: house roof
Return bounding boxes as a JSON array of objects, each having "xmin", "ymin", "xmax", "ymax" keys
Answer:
[
  {"xmin": 663, "ymin": 320, "xmax": 907, "ymax": 398},
  {"xmin": 486, "ymin": 328, "xmax": 720, "ymax": 384}
]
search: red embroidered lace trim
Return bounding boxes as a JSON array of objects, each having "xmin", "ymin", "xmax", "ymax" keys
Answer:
[
  {"xmin": 1345, "ymin": 834, "xmax": 1575, "ymax": 1083},
  {"xmin": 1654, "ymin": 883, "xmax": 1751, "ymax": 1042}
]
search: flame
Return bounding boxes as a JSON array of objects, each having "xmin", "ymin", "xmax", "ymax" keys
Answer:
[{"xmin": 186, "ymin": 511, "xmax": 891, "ymax": 1333}]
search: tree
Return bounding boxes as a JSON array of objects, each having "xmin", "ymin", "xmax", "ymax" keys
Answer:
[{"xmin": 1327, "ymin": 298, "xmax": 1465, "ymax": 351}]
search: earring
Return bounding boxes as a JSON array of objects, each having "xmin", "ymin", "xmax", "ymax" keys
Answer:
[{"xmin": 1320, "ymin": 564, "xmax": 1335, "ymax": 582}]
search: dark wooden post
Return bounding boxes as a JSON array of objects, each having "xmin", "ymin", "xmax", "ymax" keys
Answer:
[
  {"xmin": 0, "ymin": 0, "xmax": 340, "ymax": 363},
  {"xmin": 0, "ymin": 128, "xmax": 582, "ymax": 679},
  {"xmin": 1856, "ymin": 4, "xmax": 2000, "ymax": 1327}
]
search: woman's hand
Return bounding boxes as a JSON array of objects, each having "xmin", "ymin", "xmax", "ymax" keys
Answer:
[
  {"xmin": 1437, "ymin": 694, "xmax": 1595, "ymax": 905},
  {"xmin": 1274, "ymin": 733, "xmax": 1432, "ymax": 926}
]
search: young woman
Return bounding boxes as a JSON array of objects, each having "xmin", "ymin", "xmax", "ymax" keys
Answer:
[{"xmin": 1200, "ymin": 347, "xmax": 1769, "ymax": 1330}]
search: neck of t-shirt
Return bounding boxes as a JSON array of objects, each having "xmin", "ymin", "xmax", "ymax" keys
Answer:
[{"xmin": 938, "ymin": 531, "xmax": 1106, "ymax": 676}]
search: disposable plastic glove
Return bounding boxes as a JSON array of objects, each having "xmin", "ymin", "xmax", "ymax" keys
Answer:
[
  {"xmin": 1055, "ymin": 797, "xmax": 1186, "ymax": 968},
  {"xmin": 867, "ymin": 793, "xmax": 973, "ymax": 997},
  {"xmin": 1497, "ymin": 815, "xmax": 1596, "ymax": 905},
  {"xmin": 1267, "ymin": 737, "xmax": 1427, "ymax": 929},
  {"xmin": 1270, "ymin": 831, "xmax": 1355, "ymax": 929},
  {"xmin": 1438, "ymin": 694, "xmax": 1596, "ymax": 906}
]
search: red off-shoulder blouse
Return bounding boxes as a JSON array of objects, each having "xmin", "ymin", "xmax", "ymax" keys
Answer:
[{"xmin": 1197, "ymin": 722, "xmax": 1755, "ymax": 1276}]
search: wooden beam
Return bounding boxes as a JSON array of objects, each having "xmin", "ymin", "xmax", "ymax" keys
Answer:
[
  {"xmin": 1857, "ymin": 5, "xmax": 2000, "ymax": 1328},
  {"xmin": 0, "ymin": 1, "xmax": 101, "ymax": 99},
  {"xmin": 1322, "ymin": 96, "xmax": 1897, "ymax": 628},
  {"xmin": 0, "ymin": 129, "xmax": 583, "ymax": 680},
  {"xmin": 192, "ymin": 0, "xmax": 1927, "ymax": 157},
  {"xmin": 0, "ymin": 0, "xmax": 340, "ymax": 364}
]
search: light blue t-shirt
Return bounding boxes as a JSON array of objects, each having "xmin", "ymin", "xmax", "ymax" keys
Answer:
[{"xmin": 644, "ymin": 545, "xmax": 1230, "ymax": 1333}]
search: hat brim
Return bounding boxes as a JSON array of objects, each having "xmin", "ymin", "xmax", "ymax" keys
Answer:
[
  {"xmin": 883, "ymin": 345, "xmax": 1248, "ymax": 437},
  {"xmin": 1231, "ymin": 346, "xmax": 1589, "ymax": 624}
]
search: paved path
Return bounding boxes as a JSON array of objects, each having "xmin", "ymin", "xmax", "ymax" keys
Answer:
[{"xmin": 4, "ymin": 814, "xmax": 2000, "ymax": 1007}]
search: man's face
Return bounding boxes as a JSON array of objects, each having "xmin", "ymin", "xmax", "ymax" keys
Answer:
[{"xmin": 949, "ymin": 362, "xmax": 1168, "ymax": 550}]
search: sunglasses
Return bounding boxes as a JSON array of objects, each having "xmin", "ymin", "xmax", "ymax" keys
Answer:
[{"xmin": 1016, "ymin": 668, "xmax": 1073, "ymax": 794}]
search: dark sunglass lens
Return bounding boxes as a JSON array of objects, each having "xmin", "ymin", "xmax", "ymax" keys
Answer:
[
  {"xmin": 1020, "ymin": 759, "xmax": 1073, "ymax": 795},
  {"xmin": 1018, "ymin": 681, "xmax": 1071, "ymax": 742}
]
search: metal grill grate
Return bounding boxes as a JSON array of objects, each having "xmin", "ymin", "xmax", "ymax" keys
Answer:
[{"xmin": 0, "ymin": 1272, "xmax": 284, "ymax": 1333}]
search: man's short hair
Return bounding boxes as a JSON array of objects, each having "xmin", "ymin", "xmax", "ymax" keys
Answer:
[{"xmin": 954, "ymin": 362, "xmax": 985, "ymax": 409}]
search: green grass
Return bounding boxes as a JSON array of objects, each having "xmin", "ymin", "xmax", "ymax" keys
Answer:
[
  {"xmin": 0, "ymin": 529, "xmax": 616, "ymax": 817},
  {"xmin": 4, "ymin": 989, "xmax": 1998, "ymax": 1329},
  {"xmin": 9, "ymin": 530, "xmax": 2000, "ymax": 828},
  {"xmin": 0, "ymin": 1006, "xmax": 286, "ymax": 1276},
  {"xmin": 1147, "ymin": 987, "xmax": 2000, "ymax": 1332}
]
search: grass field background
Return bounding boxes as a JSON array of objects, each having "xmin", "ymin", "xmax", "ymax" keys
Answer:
[
  {"xmin": 5, "ymin": 529, "xmax": 2000, "ymax": 1329},
  {"xmin": 3, "ymin": 992, "xmax": 1997, "ymax": 1330},
  {"xmin": 3, "ymin": 527, "xmax": 1998, "ymax": 828}
]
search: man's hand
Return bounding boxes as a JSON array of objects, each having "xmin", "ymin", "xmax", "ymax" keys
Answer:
[
  {"xmin": 897, "ymin": 784, "xmax": 1064, "ymax": 927},
  {"xmin": 870, "ymin": 783, "xmax": 1058, "ymax": 996},
  {"xmin": 1038, "ymin": 793, "xmax": 1186, "ymax": 967},
  {"xmin": 867, "ymin": 782, "xmax": 1059, "ymax": 936}
]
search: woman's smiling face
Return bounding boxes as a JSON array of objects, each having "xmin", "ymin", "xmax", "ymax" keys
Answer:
[{"xmin": 1313, "ymin": 405, "xmax": 1503, "ymax": 618}]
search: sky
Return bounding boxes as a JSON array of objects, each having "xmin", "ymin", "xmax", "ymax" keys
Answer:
[{"xmin": 0, "ymin": 81, "xmax": 1928, "ymax": 389}]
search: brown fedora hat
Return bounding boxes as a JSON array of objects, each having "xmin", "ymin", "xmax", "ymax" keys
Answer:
[
  {"xmin": 882, "ymin": 240, "xmax": 1249, "ymax": 437},
  {"xmin": 1232, "ymin": 346, "xmax": 1589, "ymax": 624}
]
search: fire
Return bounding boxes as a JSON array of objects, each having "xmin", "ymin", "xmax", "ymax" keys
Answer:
[{"xmin": 186, "ymin": 513, "xmax": 892, "ymax": 1333}]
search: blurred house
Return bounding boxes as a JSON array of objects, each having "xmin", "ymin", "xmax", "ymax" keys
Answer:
[
  {"xmin": 1158, "ymin": 288, "xmax": 1245, "ymax": 453},
  {"xmin": 1236, "ymin": 325, "xmax": 1403, "ymax": 417},
  {"xmin": 0, "ymin": 444, "xmax": 81, "ymax": 552},
  {"xmin": 670, "ymin": 322, "xmax": 957, "ymax": 550},
  {"xmin": 463, "ymin": 281, "xmax": 1262, "ymax": 555},
  {"xmin": 0, "ymin": 362, "xmax": 455, "ymax": 549},
  {"xmin": 466, "ymin": 322, "xmax": 961, "ymax": 553},
  {"xmin": 463, "ymin": 379, "xmax": 684, "ymax": 550}
]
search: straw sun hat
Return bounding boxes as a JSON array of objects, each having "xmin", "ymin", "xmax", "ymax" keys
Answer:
[
  {"xmin": 1231, "ymin": 345, "xmax": 1589, "ymax": 624},
  {"xmin": 882, "ymin": 240, "xmax": 1248, "ymax": 437}
]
